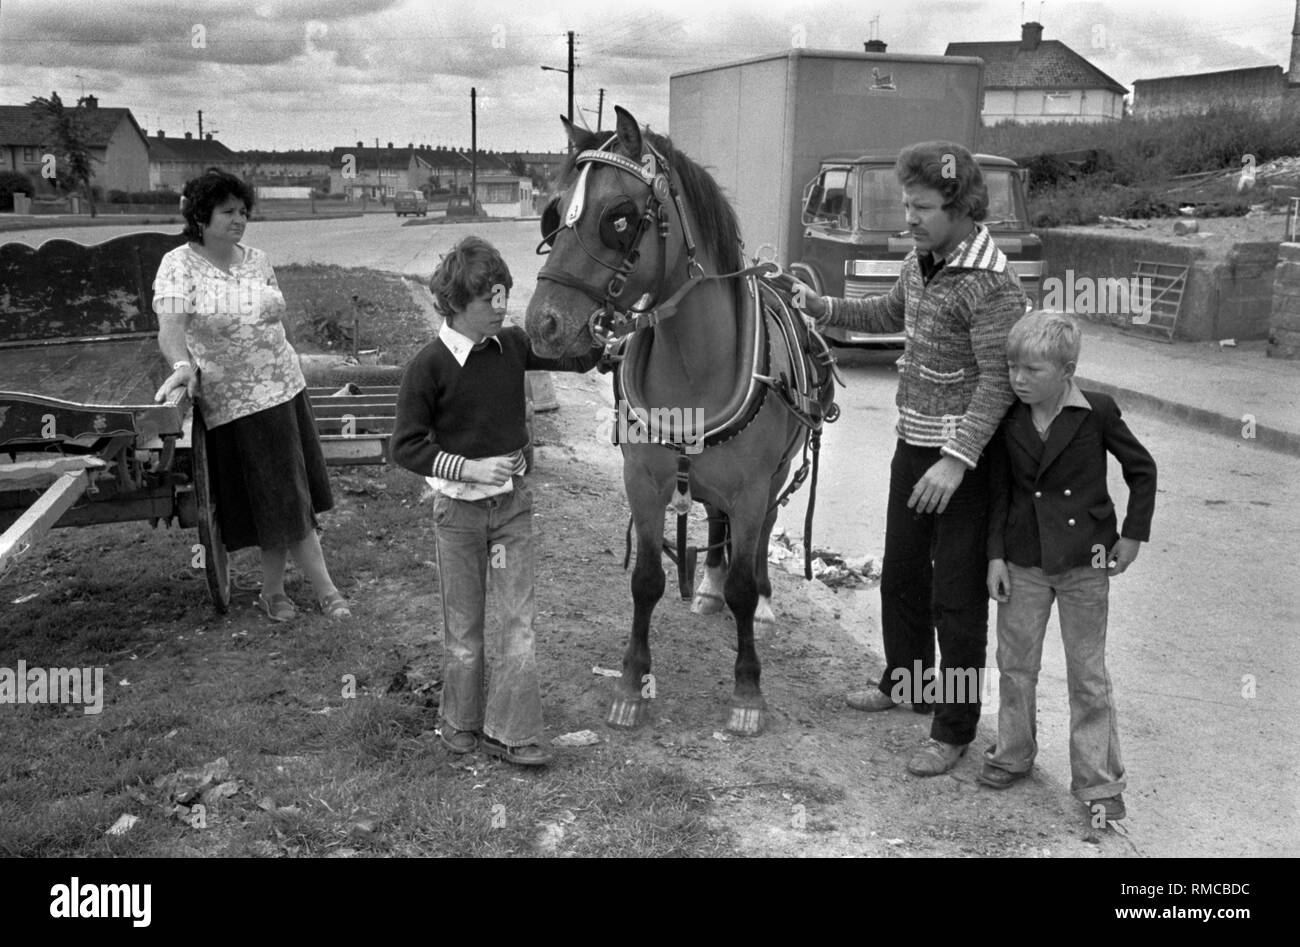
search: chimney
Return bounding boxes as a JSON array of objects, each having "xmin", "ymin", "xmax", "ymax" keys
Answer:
[
  {"xmin": 356, "ymin": 140, "xmax": 363, "ymax": 148},
  {"xmin": 184, "ymin": 131, "xmax": 193, "ymax": 139},
  {"xmin": 77, "ymin": 94, "xmax": 98, "ymax": 109},
  {"xmin": 156, "ymin": 129, "xmax": 165, "ymax": 138},
  {"xmin": 1021, "ymin": 21, "xmax": 1043, "ymax": 51},
  {"xmin": 863, "ymin": 39, "xmax": 887, "ymax": 53},
  {"xmin": 205, "ymin": 133, "xmax": 212, "ymax": 140},
  {"xmin": 1291, "ymin": 0, "xmax": 1300, "ymax": 84},
  {"xmin": 387, "ymin": 141, "xmax": 393, "ymax": 148}
]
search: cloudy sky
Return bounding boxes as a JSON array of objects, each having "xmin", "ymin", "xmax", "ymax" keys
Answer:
[{"xmin": 0, "ymin": 0, "xmax": 1294, "ymax": 153}]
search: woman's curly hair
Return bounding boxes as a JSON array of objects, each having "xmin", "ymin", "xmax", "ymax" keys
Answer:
[
  {"xmin": 429, "ymin": 235, "xmax": 514, "ymax": 318},
  {"xmin": 180, "ymin": 167, "xmax": 255, "ymax": 241}
]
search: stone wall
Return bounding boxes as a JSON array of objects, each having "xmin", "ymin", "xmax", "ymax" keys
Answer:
[
  {"xmin": 1133, "ymin": 66, "xmax": 1285, "ymax": 119},
  {"xmin": 1270, "ymin": 242, "xmax": 1300, "ymax": 359},
  {"xmin": 1038, "ymin": 230, "xmax": 1280, "ymax": 341}
]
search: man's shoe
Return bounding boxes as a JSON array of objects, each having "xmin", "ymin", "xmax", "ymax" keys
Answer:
[
  {"xmin": 1088, "ymin": 794, "xmax": 1126, "ymax": 822},
  {"xmin": 482, "ymin": 736, "xmax": 553, "ymax": 767},
  {"xmin": 906, "ymin": 739, "xmax": 968, "ymax": 776},
  {"xmin": 977, "ymin": 763, "xmax": 1028, "ymax": 789},
  {"xmin": 846, "ymin": 688, "xmax": 898, "ymax": 712},
  {"xmin": 439, "ymin": 726, "xmax": 479, "ymax": 754}
]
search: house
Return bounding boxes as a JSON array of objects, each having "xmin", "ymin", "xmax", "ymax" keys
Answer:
[
  {"xmin": 147, "ymin": 131, "xmax": 239, "ymax": 191},
  {"xmin": 946, "ymin": 22, "xmax": 1127, "ymax": 125},
  {"xmin": 1133, "ymin": 2, "xmax": 1300, "ymax": 120},
  {"xmin": 235, "ymin": 150, "xmax": 331, "ymax": 189},
  {"xmin": 502, "ymin": 151, "xmax": 567, "ymax": 188},
  {"xmin": 474, "ymin": 172, "xmax": 535, "ymax": 217},
  {"xmin": 327, "ymin": 144, "xmax": 436, "ymax": 201},
  {"xmin": 0, "ymin": 95, "xmax": 150, "ymax": 194}
]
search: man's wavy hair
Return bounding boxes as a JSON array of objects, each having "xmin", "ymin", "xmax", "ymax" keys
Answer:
[
  {"xmin": 429, "ymin": 235, "xmax": 514, "ymax": 319},
  {"xmin": 180, "ymin": 167, "xmax": 255, "ymax": 242},
  {"xmin": 896, "ymin": 142, "xmax": 988, "ymax": 222}
]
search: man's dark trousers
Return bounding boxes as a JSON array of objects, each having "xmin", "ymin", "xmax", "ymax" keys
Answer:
[{"xmin": 877, "ymin": 439, "xmax": 990, "ymax": 746}]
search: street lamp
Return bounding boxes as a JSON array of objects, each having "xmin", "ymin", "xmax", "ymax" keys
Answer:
[
  {"xmin": 540, "ymin": 65, "xmax": 573, "ymax": 127},
  {"xmin": 541, "ymin": 30, "xmax": 576, "ymax": 148}
]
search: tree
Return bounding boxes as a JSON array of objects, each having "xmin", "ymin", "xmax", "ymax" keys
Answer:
[{"xmin": 27, "ymin": 92, "xmax": 99, "ymax": 217}]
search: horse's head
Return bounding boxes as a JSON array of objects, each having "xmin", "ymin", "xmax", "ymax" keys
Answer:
[{"xmin": 526, "ymin": 106, "xmax": 710, "ymax": 358}]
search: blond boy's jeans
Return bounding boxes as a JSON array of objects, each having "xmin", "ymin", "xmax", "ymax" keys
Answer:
[{"xmin": 984, "ymin": 562, "xmax": 1126, "ymax": 801}]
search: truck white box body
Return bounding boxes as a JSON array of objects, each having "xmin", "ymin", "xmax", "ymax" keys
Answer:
[{"xmin": 669, "ymin": 50, "xmax": 985, "ymax": 266}]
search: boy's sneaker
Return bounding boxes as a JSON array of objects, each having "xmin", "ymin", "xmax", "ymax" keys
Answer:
[{"xmin": 1089, "ymin": 794, "xmax": 1127, "ymax": 822}]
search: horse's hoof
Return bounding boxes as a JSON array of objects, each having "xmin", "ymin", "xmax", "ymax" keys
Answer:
[
  {"xmin": 726, "ymin": 704, "xmax": 766, "ymax": 736},
  {"xmin": 754, "ymin": 595, "xmax": 777, "ymax": 628},
  {"xmin": 691, "ymin": 591, "xmax": 725, "ymax": 615},
  {"xmin": 607, "ymin": 696, "xmax": 649, "ymax": 729}
]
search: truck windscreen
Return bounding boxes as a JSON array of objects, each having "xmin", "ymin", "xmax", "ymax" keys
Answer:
[{"xmin": 857, "ymin": 167, "xmax": 1027, "ymax": 232}]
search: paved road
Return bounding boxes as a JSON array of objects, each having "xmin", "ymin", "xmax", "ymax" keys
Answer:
[{"xmin": 10, "ymin": 215, "xmax": 1294, "ymax": 855}]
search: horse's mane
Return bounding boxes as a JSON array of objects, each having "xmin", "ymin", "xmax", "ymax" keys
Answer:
[{"xmin": 563, "ymin": 124, "xmax": 743, "ymax": 274}]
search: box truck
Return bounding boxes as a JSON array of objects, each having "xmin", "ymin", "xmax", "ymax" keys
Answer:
[{"xmin": 669, "ymin": 49, "xmax": 1040, "ymax": 345}]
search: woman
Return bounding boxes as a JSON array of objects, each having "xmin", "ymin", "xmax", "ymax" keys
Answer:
[{"xmin": 153, "ymin": 167, "xmax": 350, "ymax": 621}]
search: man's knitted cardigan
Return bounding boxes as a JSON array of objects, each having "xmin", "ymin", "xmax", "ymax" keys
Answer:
[{"xmin": 820, "ymin": 225, "xmax": 1027, "ymax": 468}]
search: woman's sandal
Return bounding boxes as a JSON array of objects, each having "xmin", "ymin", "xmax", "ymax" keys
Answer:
[
  {"xmin": 257, "ymin": 592, "xmax": 297, "ymax": 622},
  {"xmin": 318, "ymin": 591, "xmax": 352, "ymax": 620}
]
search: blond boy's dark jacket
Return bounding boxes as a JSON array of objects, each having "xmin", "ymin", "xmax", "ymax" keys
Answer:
[{"xmin": 987, "ymin": 390, "xmax": 1157, "ymax": 575}]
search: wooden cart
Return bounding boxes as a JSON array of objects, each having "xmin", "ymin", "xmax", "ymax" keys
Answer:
[{"xmin": 0, "ymin": 231, "xmax": 398, "ymax": 612}]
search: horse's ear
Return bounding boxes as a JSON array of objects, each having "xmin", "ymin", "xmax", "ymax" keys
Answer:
[
  {"xmin": 613, "ymin": 106, "xmax": 641, "ymax": 158},
  {"xmin": 562, "ymin": 115, "xmax": 599, "ymax": 154}
]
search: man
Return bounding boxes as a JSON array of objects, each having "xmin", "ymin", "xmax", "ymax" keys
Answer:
[{"xmin": 797, "ymin": 142, "xmax": 1026, "ymax": 776}]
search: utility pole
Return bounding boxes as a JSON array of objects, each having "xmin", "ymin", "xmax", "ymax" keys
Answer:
[
  {"xmin": 567, "ymin": 31, "xmax": 575, "ymax": 130},
  {"xmin": 471, "ymin": 87, "xmax": 478, "ymax": 209}
]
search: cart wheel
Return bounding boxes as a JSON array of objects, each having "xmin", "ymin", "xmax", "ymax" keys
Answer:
[{"xmin": 191, "ymin": 407, "xmax": 231, "ymax": 613}]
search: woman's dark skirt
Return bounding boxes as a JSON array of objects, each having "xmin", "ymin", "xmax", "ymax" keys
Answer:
[{"xmin": 204, "ymin": 390, "xmax": 334, "ymax": 552}]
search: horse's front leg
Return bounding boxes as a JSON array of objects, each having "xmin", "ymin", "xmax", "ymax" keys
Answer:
[
  {"xmin": 724, "ymin": 492, "xmax": 770, "ymax": 736},
  {"xmin": 608, "ymin": 502, "xmax": 666, "ymax": 730},
  {"xmin": 691, "ymin": 504, "xmax": 728, "ymax": 616}
]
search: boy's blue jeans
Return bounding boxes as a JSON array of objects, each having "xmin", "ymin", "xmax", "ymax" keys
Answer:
[
  {"xmin": 984, "ymin": 562, "xmax": 1126, "ymax": 801},
  {"xmin": 432, "ymin": 478, "xmax": 544, "ymax": 747}
]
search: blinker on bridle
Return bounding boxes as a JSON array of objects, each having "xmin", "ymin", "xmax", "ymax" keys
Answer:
[{"xmin": 537, "ymin": 133, "xmax": 701, "ymax": 344}]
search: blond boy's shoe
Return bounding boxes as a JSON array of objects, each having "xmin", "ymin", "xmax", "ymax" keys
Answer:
[{"xmin": 906, "ymin": 739, "xmax": 968, "ymax": 776}]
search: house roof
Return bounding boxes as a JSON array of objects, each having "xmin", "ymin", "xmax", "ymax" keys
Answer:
[
  {"xmin": 328, "ymin": 146, "xmax": 434, "ymax": 170},
  {"xmin": 0, "ymin": 103, "xmax": 148, "ymax": 148},
  {"xmin": 944, "ymin": 38, "xmax": 1127, "ymax": 95},
  {"xmin": 148, "ymin": 135, "xmax": 238, "ymax": 163}
]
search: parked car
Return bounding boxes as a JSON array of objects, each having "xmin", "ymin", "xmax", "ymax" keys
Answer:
[
  {"xmin": 445, "ymin": 194, "xmax": 483, "ymax": 217},
  {"xmin": 394, "ymin": 190, "xmax": 428, "ymax": 217}
]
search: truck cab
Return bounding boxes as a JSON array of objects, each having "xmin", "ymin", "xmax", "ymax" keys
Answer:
[{"xmin": 792, "ymin": 154, "xmax": 1040, "ymax": 346}]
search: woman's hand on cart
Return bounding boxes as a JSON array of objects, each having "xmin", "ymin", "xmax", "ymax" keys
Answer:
[{"xmin": 155, "ymin": 360, "xmax": 198, "ymax": 404}]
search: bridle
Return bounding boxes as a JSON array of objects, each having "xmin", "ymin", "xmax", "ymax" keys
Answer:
[{"xmin": 536, "ymin": 133, "xmax": 706, "ymax": 345}]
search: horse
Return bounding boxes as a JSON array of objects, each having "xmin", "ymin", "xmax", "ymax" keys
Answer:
[{"xmin": 525, "ymin": 106, "xmax": 837, "ymax": 736}]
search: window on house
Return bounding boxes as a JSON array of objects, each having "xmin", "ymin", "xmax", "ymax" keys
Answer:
[
  {"xmin": 483, "ymin": 183, "xmax": 516, "ymax": 203},
  {"xmin": 1043, "ymin": 92, "xmax": 1075, "ymax": 114},
  {"xmin": 22, "ymin": 147, "xmax": 38, "ymax": 162}
]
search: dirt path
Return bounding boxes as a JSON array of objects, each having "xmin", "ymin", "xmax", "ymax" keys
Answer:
[{"xmin": 520, "ymin": 367, "xmax": 1134, "ymax": 857}]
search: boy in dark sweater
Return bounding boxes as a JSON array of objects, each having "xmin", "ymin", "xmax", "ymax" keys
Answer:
[
  {"xmin": 392, "ymin": 236, "xmax": 601, "ymax": 766},
  {"xmin": 981, "ymin": 311, "xmax": 1156, "ymax": 824}
]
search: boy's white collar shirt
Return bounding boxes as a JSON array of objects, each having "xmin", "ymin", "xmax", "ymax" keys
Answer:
[{"xmin": 438, "ymin": 321, "xmax": 502, "ymax": 367}]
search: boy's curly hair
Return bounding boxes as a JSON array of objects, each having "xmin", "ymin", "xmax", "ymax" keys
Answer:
[
  {"xmin": 180, "ymin": 167, "xmax": 255, "ymax": 241},
  {"xmin": 429, "ymin": 235, "xmax": 514, "ymax": 318},
  {"xmin": 895, "ymin": 141, "xmax": 988, "ymax": 222}
]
